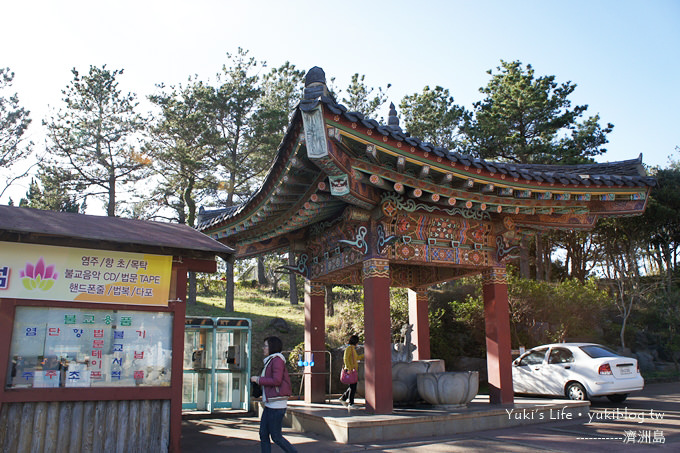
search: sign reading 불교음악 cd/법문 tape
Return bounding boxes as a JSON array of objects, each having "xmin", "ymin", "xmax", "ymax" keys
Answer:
[{"xmin": 0, "ymin": 242, "xmax": 172, "ymax": 306}]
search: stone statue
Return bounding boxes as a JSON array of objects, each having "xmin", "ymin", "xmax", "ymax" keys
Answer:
[{"xmin": 391, "ymin": 324, "xmax": 417, "ymax": 363}]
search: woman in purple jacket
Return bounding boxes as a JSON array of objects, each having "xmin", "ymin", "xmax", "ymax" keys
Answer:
[{"xmin": 250, "ymin": 336, "xmax": 297, "ymax": 453}]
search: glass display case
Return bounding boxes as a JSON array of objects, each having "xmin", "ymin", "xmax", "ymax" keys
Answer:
[{"xmin": 6, "ymin": 306, "xmax": 173, "ymax": 389}]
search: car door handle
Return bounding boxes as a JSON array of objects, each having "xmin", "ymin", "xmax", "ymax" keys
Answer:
[{"xmin": 564, "ymin": 366, "xmax": 570, "ymax": 369}]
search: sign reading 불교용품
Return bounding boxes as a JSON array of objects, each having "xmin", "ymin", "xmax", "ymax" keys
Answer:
[{"xmin": 0, "ymin": 242, "xmax": 172, "ymax": 306}]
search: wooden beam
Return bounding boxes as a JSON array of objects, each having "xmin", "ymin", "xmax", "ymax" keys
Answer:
[
  {"xmin": 415, "ymin": 190, "xmax": 440, "ymax": 203},
  {"xmin": 309, "ymin": 192, "xmax": 332, "ymax": 203},
  {"xmin": 439, "ymin": 173, "xmax": 454, "ymax": 185},
  {"xmin": 181, "ymin": 257, "xmax": 218, "ymax": 273},
  {"xmin": 419, "ymin": 165, "xmax": 431, "ymax": 179},
  {"xmin": 271, "ymin": 194, "xmax": 304, "ymax": 203},
  {"xmin": 283, "ymin": 174, "xmax": 311, "ymax": 186},
  {"xmin": 481, "ymin": 183, "xmax": 495, "ymax": 193},
  {"xmin": 352, "ymin": 169, "xmax": 366, "ymax": 182},
  {"xmin": 369, "ymin": 174, "xmax": 393, "ymax": 190},
  {"xmin": 366, "ymin": 144, "xmax": 380, "ymax": 164},
  {"xmin": 290, "ymin": 156, "xmax": 318, "ymax": 173},
  {"xmin": 327, "ymin": 126, "xmax": 342, "ymax": 141},
  {"xmin": 458, "ymin": 178, "xmax": 475, "ymax": 190},
  {"xmin": 396, "ymin": 157, "xmax": 406, "ymax": 173}
]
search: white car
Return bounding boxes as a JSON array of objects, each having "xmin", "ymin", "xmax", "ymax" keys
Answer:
[{"xmin": 512, "ymin": 343, "xmax": 644, "ymax": 402}]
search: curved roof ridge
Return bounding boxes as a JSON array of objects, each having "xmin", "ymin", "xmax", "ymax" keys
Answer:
[
  {"xmin": 313, "ymin": 94, "xmax": 648, "ymax": 179},
  {"xmin": 196, "ymin": 67, "xmax": 656, "ymax": 233}
]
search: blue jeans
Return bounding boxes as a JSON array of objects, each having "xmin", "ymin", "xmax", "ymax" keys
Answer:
[{"xmin": 259, "ymin": 406, "xmax": 297, "ymax": 453}]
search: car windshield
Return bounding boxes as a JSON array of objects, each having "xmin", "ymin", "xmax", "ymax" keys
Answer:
[
  {"xmin": 579, "ymin": 345, "xmax": 620, "ymax": 358},
  {"xmin": 518, "ymin": 348, "xmax": 547, "ymax": 366}
]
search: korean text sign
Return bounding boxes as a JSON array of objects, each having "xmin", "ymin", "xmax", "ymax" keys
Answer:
[
  {"xmin": 8, "ymin": 306, "xmax": 173, "ymax": 388},
  {"xmin": 0, "ymin": 242, "xmax": 172, "ymax": 306}
]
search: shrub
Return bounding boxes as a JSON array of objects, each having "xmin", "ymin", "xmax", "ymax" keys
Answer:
[{"xmin": 509, "ymin": 273, "xmax": 612, "ymax": 346}]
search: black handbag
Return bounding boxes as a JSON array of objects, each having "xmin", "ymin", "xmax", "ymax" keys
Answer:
[{"xmin": 251, "ymin": 381, "xmax": 262, "ymax": 398}]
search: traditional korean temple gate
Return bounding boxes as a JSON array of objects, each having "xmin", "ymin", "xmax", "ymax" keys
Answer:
[{"xmin": 198, "ymin": 67, "xmax": 655, "ymax": 414}]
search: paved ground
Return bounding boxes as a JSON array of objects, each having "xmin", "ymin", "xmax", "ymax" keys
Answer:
[{"xmin": 181, "ymin": 382, "xmax": 680, "ymax": 452}]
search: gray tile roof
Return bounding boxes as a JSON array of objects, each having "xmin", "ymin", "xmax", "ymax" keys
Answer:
[
  {"xmin": 197, "ymin": 66, "xmax": 656, "ymax": 233},
  {"xmin": 299, "ymin": 70, "xmax": 655, "ymax": 188}
]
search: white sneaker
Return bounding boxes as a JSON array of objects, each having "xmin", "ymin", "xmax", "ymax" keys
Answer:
[{"xmin": 347, "ymin": 404, "xmax": 355, "ymax": 409}]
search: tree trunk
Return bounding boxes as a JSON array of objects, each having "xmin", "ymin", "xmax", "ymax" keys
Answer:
[
  {"xmin": 225, "ymin": 255, "xmax": 235, "ymax": 312},
  {"xmin": 662, "ymin": 243, "xmax": 673, "ymax": 294},
  {"xmin": 107, "ymin": 173, "xmax": 116, "ymax": 217},
  {"xmin": 519, "ymin": 235, "xmax": 530, "ymax": 279},
  {"xmin": 256, "ymin": 256, "xmax": 268, "ymax": 285},
  {"xmin": 535, "ymin": 234, "xmax": 545, "ymax": 281},
  {"xmin": 325, "ymin": 284, "xmax": 334, "ymax": 317},
  {"xmin": 619, "ymin": 288, "xmax": 632, "ymax": 350},
  {"xmin": 544, "ymin": 244, "xmax": 552, "ymax": 282},
  {"xmin": 184, "ymin": 178, "xmax": 196, "ymax": 227},
  {"xmin": 288, "ymin": 252, "xmax": 298, "ymax": 305}
]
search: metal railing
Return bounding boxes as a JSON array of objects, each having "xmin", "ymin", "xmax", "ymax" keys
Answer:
[{"xmin": 284, "ymin": 349, "xmax": 332, "ymax": 401}]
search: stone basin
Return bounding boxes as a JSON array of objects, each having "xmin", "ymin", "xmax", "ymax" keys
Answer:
[
  {"xmin": 392, "ymin": 359, "xmax": 445, "ymax": 403},
  {"xmin": 416, "ymin": 371, "xmax": 479, "ymax": 408},
  {"xmin": 356, "ymin": 359, "xmax": 445, "ymax": 404}
]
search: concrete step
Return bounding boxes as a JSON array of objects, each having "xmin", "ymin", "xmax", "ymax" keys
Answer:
[{"xmin": 281, "ymin": 396, "xmax": 590, "ymax": 443}]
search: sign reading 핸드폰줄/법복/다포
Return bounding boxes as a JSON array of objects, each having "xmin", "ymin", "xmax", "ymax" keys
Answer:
[{"xmin": 0, "ymin": 242, "xmax": 172, "ymax": 306}]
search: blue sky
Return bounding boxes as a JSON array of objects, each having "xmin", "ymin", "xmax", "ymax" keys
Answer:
[{"xmin": 3, "ymin": 0, "xmax": 679, "ymax": 204}]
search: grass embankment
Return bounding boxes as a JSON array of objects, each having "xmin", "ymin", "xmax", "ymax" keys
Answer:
[{"xmin": 187, "ymin": 288, "xmax": 306, "ymax": 374}]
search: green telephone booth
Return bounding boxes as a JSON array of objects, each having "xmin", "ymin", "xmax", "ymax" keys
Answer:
[{"xmin": 183, "ymin": 316, "xmax": 252, "ymax": 412}]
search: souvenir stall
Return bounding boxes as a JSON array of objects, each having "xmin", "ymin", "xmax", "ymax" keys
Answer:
[{"xmin": 0, "ymin": 205, "xmax": 232, "ymax": 452}]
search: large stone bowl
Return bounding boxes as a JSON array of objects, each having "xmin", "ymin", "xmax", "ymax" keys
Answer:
[
  {"xmin": 392, "ymin": 359, "xmax": 445, "ymax": 403},
  {"xmin": 416, "ymin": 371, "xmax": 479, "ymax": 408},
  {"xmin": 356, "ymin": 359, "xmax": 445, "ymax": 404}
]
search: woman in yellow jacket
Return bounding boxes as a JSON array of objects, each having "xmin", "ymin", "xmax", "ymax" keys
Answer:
[{"xmin": 339, "ymin": 334, "xmax": 363, "ymax": 407}]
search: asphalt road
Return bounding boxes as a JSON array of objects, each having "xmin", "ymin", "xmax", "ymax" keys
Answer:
[{"xmin": 181, "ymin": 381, "xmax": 680, "ymax": 452}]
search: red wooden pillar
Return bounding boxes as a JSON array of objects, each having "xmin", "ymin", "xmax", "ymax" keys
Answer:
[
  {"xmin": 304, "ymin": 280, "xmax": 326, "ymax": 403},
  {"xmin": 408, "ymin": 287, "xmax": 430, "ymax": 360},
  {"xmin": 170, "ymin": 262, "xmax": 188, "ymax": 453},
  {"xmin": 482, "ymin": 266, "xmax": 514, "ymax": 404},
  {"xmin": 362, "ymin": 258, "xmax": 393, "ymax": 414}
]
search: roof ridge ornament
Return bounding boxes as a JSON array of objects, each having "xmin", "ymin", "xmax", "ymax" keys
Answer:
[
  {"xmin": 304, "ymin": 66, "xmax": 330, "ymax": 100},
  {"xmin": 388, "ymin": 102, "xmax": 402, "ymax": 133}
]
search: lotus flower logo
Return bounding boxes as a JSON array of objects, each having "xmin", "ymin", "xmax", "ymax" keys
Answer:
[{"xmin": 20, "ymin": 257, "xmax": 59, "ymax": 291}]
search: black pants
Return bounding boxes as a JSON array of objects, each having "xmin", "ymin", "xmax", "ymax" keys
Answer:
[{"xmin": 341, "ymin": 383, "xmax": 357, "ymax": 404}]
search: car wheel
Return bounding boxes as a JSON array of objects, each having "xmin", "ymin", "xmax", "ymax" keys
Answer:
[
  {"xmin": 606, "ymin": 393, "xmax": 628, "ymax": 403},
  {"xmin": 566, "ymin": 382, "xmax": 587, "ymax": 400}
]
